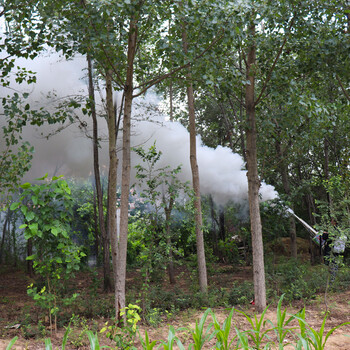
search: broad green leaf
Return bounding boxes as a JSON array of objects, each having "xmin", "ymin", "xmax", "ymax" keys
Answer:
[
  {"xmin": 20, "ymin": 182, "xmax": 32, "ymax": 189},
  {"xmin": 10, "ymin": 202, "xmax": 20, "ymax": 210}
]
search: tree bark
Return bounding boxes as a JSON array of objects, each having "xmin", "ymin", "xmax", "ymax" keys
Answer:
[
  {"xmin": 182, "ymin": 26, "xmax": 208, "ymax": 294},
  {"xmin": 0, "ymin": 210, "xmax": 9, "ymax": 264},
  {"xmin": 115, "ymin": 18, "xmax": 137, "ymax": 323},
  {"xmin": 209, "ymin": 195, "xmax": 219, "ymax": 257},
  {"xmin": 245, "ymin": 19, "xmax": 266, "ymax": 312},
  {"xmin": 87, "ymin": 54, "xmax": 111, "ymax": 289},
  {"xmin": 105, "ymin": 68, "xmax": 117, "ymax": 292},
  {"xmin": 164, "ymin": 202, "xmax": 175, "ymax": 284}
]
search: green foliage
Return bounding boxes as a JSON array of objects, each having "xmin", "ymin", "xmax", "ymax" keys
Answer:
[
  {"xmin": 217, "ymin": 239, "xmax": 241, "ymax": 265},
  {"xmin": 188, "ymin": 308, "xmax": 215, "ymax": 350},
  {"xmin": 228, "ymin": 281, "xmax": 255, "ymax": 306},
  {"xmin": 295, "ymin": 310, "xmax": 350, "ymax": 350},
  {"xmin": 100, "ymin": 303, "xmax": 141, "ymax": 350},
  {"xmin": 266, "ymin": 259, "xmax": 320, "ymax": 302},
  {"xmin": 235, "ymin": 305, "xmax": 273, "ymax": 349},
  {"xmin": 211, "ymin": 307, "xmax": 235, "ymax": 350},
  {"xmin": 10, "ymin": 175, "xmax": 85, "ymax": 329},
  {"xmin": 5, "ymin": 337, "xmax": 18, "ymax": 350},
  {"xmin": 138, "ymin": 329, "xmax": 158, "ymax": 350},
  {"xmin": 66, "ymin": 315, "xmax": 90, "ymax": 348},
  {"xmin": 131, "ymin": 143, "xmax": 193, "ymax": 306}
]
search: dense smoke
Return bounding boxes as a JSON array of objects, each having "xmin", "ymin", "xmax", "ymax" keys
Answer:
[{"xmin": 1, "ymin": 53, "xmax": 277, "ymax": 205}]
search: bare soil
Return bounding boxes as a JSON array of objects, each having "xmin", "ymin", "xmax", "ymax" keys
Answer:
[{"xmin": 1, "ymin": 264, "xmax": 350, "ymax": 349}]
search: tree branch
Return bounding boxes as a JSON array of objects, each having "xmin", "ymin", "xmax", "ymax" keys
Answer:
[
  {"xmin": 255, "ymin": 17, "xmax": 295, "ymax": 106},
  {"xmin": 132, "ymin": 29, "xmax": 225, "ymax": 98},
  {"xmin": 335, "ymin": 73, "xmax": 350, "ymax": 102}
]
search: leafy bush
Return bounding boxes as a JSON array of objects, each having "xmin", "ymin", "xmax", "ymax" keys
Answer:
[
  {"xmin": 228, "ymin": 281, "xmax": 254, "ymax": 306},
  {"xmin": 266, "ymin": 259, "xmax": 320, "ymax": 302}
]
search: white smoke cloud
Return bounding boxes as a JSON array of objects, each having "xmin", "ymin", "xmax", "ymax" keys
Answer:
[{"xmin": 1, "ymin": 53, "xmax": 278, "ymax": 205}]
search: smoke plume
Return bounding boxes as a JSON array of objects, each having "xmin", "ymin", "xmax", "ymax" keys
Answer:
[{"xmin": 1, "ymin": 53, "xmax": 278, "ymax": 206}]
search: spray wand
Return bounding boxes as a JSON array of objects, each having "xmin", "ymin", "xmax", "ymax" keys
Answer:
[{"xmin": 285, "ymin": 207, "xmax": 323, "ymax": 246}]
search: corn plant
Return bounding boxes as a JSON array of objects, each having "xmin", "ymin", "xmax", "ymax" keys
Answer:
[
  {"xmin": 157, "ymin": 325, "xmax": 185, "ymax": 350},
  {"xmin": 267, "ymin": 294, "xmax": 298, "ymax": 349},
  {"xmin": 236, "ymin": 304, "xmax": 273, "ymax": 349},
  {"xmin": 294, "ymin": 311, "xmax": 350, "ymax": 350},
  {"xmin": 44, "ymin": 324, "xmax": 73, "ymax": 350},
  {"xmin": 211, "ymin": 307, "xmax": 236, "ymax": 349},
  {"xmin": 138, "ymin": 329, "xmax": 158, "ymax": 350},
  {"xmin": 5, "ymin": 337, "xmax": 17, "ymax": 350},
  {"xmin": 188, "ymin": 308, "xmax": 216, "ymax": 350},
  {"xmin": 86, "ymin": 330, "xmax": 113, "ymax": 350},
  {"xmin": 234, "ymin": 327, "xmax": 251, "ymax": 349}
]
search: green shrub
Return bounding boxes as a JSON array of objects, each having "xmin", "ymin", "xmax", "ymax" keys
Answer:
[
  {"xmin": 228, "ymin": 280, "xmax": 254, "ymax": 306},
  {"xmin": 266, "ymin": 259, "xmax": 318, "ymax": 302}
]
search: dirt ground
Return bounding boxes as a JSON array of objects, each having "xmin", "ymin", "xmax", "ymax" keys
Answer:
[{"xmin": 1, "ymin": 265, "xmax": 350, "ymax": 349}]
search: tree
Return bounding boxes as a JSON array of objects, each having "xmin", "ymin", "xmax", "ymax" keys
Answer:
[
  {"xmin": 87, "ymin": 55, "xmax": 112, "ymax": 291},
  {"xmin": 133, "ymin": 142, "xmax": 191, "ymax": 284}
]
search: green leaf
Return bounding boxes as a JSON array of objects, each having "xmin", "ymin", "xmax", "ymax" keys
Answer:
[
  {"xmin": 35, "ymin": 173, "xmax": 48, "ymax": 181},
  {"xmin": 6, "ymin": 336, "xmax": 18, "ymax": 350},
  {"xmin": 10, "ymin": 202, "xmax": 20, "ymax": 210},
  {"xmin": 29, "ymin": 223, "xmax": 38, "ymax": 235},
  {"xmin": 20, "ymin": 182, "xmax": 32, "ymax": 189},
  {"xmin": 55, "ymin": 257, "xmax": 63, "ymax": 264},
  {"xmin": 25, "ymin": 211, "xmax": 35, "ymax": 222}
]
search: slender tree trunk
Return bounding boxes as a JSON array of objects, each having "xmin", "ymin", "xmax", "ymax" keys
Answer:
[
  {"xmin": 324, "ymin": 137, "xmax": 332, "ymax": 208},
  {"xmin": 0, "ymin": 211, "xmax": 9, "ymax": 264},
  {"xmin": 87, "ymin": 55, "xmax": 110, "ymax": 284},
  {"xmin": 105, "ymin": 68, "xmax": 118, "ymax": 292},
  {"xmin": 209, "ymin": 195, "xmax": 219, "ymax": 257},
  {"xmin": 182, "ymin": 26, "xmax": 208, "ymax": 294},
  {"xmin": 92, "ymin": 185, "xmax": 100, "ymax": 260},
  {"xmin": 164, "ymin": 205, "xmax": 175, "ymax": 284},
  {"xmin": 219, "ymin": 209, "xmax": 225, "ymax": 241},
  {"xmin": 245, "ymin": 20, "xmax": 266, "ymax": 312},
  {"xmin": 169, "ymin": 80, "xmax": 174, "ymax": 121},
  {"xmin": 115, "ymin": 18, "xmax": 137, "ymax": 322}
]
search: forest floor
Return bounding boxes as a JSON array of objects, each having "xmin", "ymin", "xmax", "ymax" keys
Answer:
[{"xmin": 1, "ymin": 262, "xmax": 350, "ymax": 349}]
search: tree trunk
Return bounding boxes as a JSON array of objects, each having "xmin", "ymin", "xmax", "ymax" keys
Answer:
[
  {"xmin": 324, "ymin": 137, "xmax": 332, "ymax": 208},
  {"xmin": 219, "ymin": 209, "xmax": 225, "ymax": 241},
  {"xmin": 0, "ymin": 210, "xmax": 9, "ymax": 264},
  {"xmin": 88, "ymin": 54, "xmax": 110, "ymax": 285},
  {"xmin": 182, "ymin": 26, "xmax": 208, "ymax": 294},
  {"xmin": 245, "ymin": 20, "xmax": 266, "ymax": 312},
  {"xmin": 209, "ymin": 195, "xmax": 219, "ymax": 257},
  {"xmin": 164, "ymin": 205, "xmax": 175, "ymax": 284},
  {"xmin": 105, "ymin": 68, "xmax": 117, "ymax": 292},
  {"xmin": 115, "ymin": 18, "xmax": 137, "ymax": 323},
  {"xmin": 92, "ymin": 184, "xmax": 100, "ymax": 261}
]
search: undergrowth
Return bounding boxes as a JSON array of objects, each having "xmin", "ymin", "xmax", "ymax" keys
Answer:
[{"xmin": 6, "ymin": 295, "xmax": 350, "ymax": 349}]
